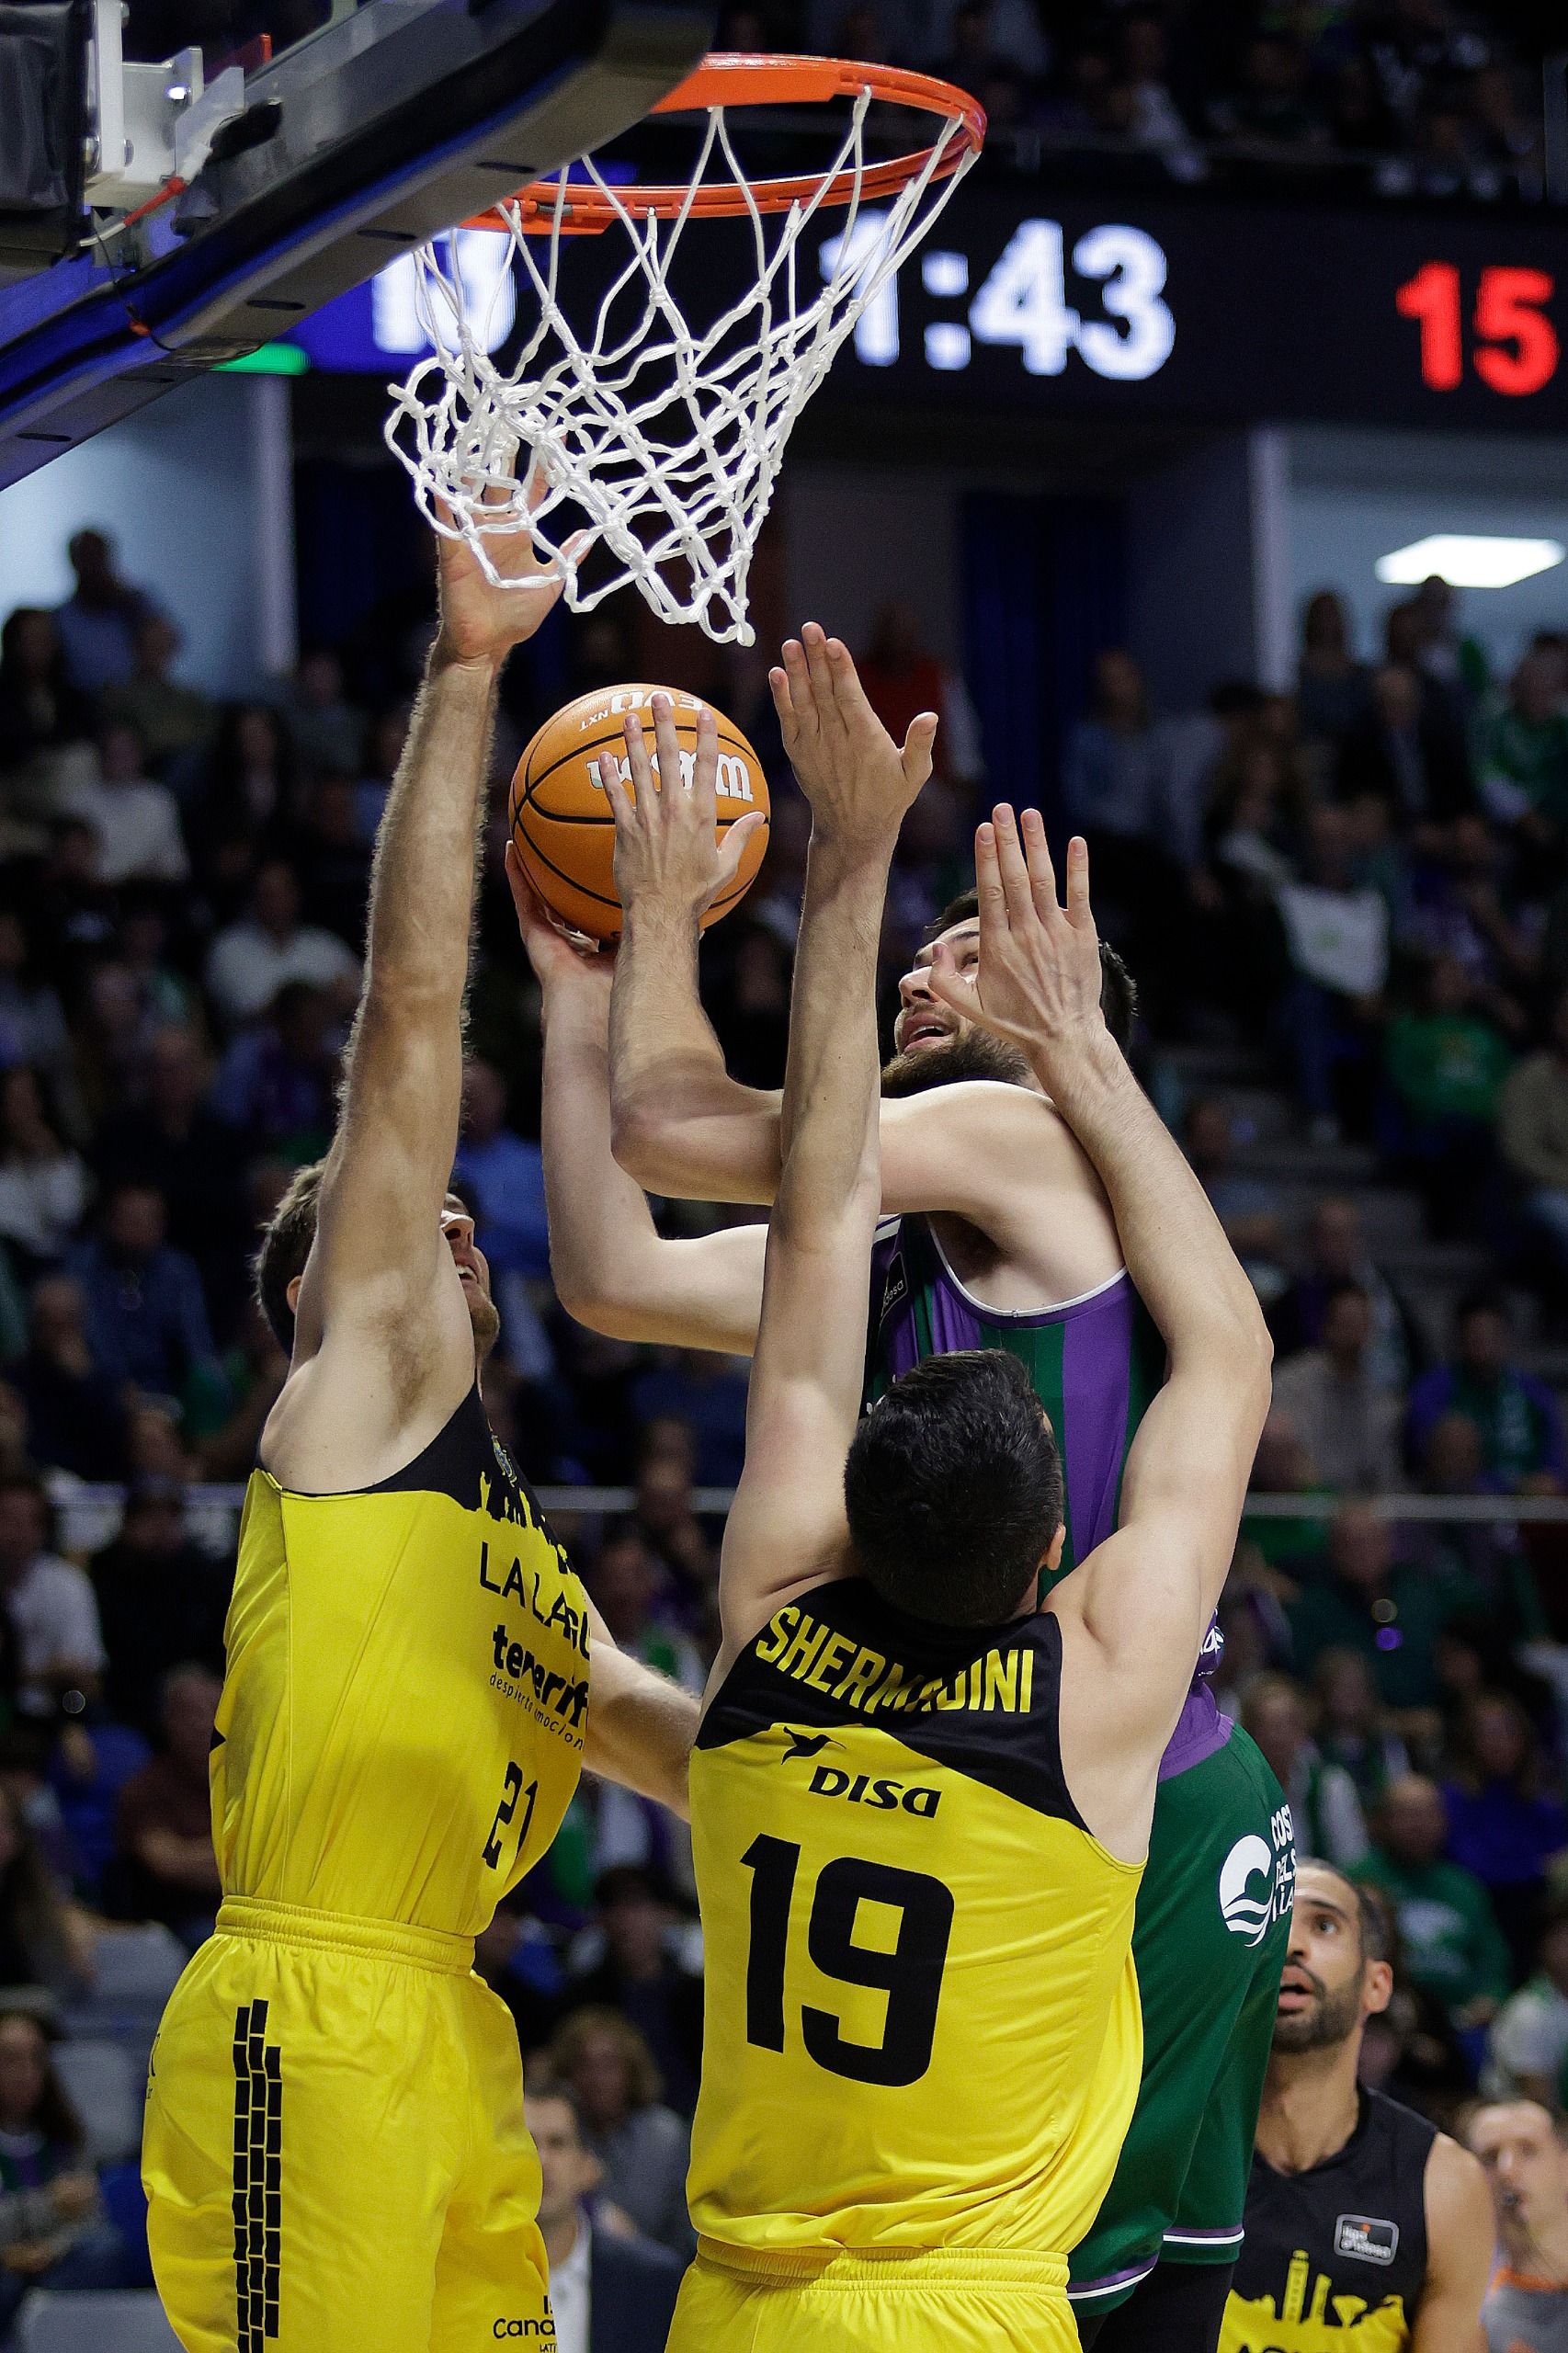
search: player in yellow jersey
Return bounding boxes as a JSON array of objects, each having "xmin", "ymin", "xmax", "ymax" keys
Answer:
[
  {"xmin": 141, "ymin": 488, "xmax": 699, "ymax": 2353},
  {"xmin": 585, "ymin": 655, "xmax": 1274, "ymax": 2353}
]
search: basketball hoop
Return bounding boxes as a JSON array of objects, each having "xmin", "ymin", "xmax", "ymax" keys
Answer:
[{"xmin": 384, "ymin": 54, "xmax": 984, "ymax": 647}]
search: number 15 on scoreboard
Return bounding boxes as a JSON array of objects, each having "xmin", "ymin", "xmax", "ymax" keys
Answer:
[{"xmin": 1397, "ymin": 261, "xmax": 1560, "ymax": 397}]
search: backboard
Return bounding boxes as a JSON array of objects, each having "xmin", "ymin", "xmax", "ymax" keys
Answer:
[{"xmin": 0, "ymin": 0, "xmax": 715, "ymax": 491}]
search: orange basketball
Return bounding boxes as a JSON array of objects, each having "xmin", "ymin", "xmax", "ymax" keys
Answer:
[{"xmin": 510, "ymin": 684, "xmax": 770, "ymax": 942}]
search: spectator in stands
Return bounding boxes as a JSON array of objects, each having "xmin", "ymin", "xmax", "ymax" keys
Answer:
[
  {"xmin": 1469, "ymin": 2101, "xmax": 1568, "ymax": 2353},
  {"xmin": 0, "ymin": 1070, "xmax": 87, "ymax": 1275},
  {"xmin": 1240, "ymin": 1670, "xmax": 1369, "ymax": 1865},
  {"xmin": 1408, "ymin": 1293, "xmax": 1568, "ymax": 1494},
  {"xmin": 96, "ymin": 1022, "xmax": 250, "ymax": 1336},
  {"xmin": 1475, "ymin": 640, "xmax": 1568, "ymax": 837},
  {"xmin": 351, "ymin": 702, "xmax": 412, "ymax": 847},
  {"xmin": 278, "ymin": 646, "xmax": 364, "ymax": 779},
  {"xmin": 1443, "ymin": 1689, "xmax": 1568, "ymax": 1978},
  {"xmin": 102, "ymin": 613, "xmax": 212, "ymax": 779},
  {"xmin": 1271, "ymin": 1281, "xmax": 1403, "ymax": 1491},
  {"xmin": 1382, "ymin": 952, "xmax": 1512, "ymax": 1231},
  {"xmin": 1485, "ymin": 1902, "xmax": 1568, "ymax": 2104},
  {"xmin": 1062, "ymin": 649, "xmax": 1194, "ymax": 1014},
  {"xmin": 562, "ymin": 1867, "xmax": 703, "ymax": 2116},
  {"xmin": 1277, "ymin": 802, "xmax": 1391, "ymax": 1140},
  {"xmin": 1209, "ymin": 31, "xmax": 1328, "ymax": 154},
  {"xmin": 0, "ymin": 1473, "xmax": 104, "ymax": 1721},
  {"xmin": 210, "ymin": 979, "xmax": 339, "ymax": 1162},
  {"xmin": 204, "ymin": 858, "xmax": 359, "ymax": 1029},
  {"xmin": 1183, "ymin": 1095, "xmax": 1289, "ymax": 1299},
  {"xmin": 0, "ymin": 610, "xmax": 94, "ymax": 782},
  {"xmin": 290, "ymin": 774, "xmax": 372, "ymax": 952},
  {"xmin": 0, "ymin": 1790, "xmax": 89, "ymax": 1994},
  {"xmin": 114, "ymin": 1663, "xmax": 222, "ymax": 1949},
  {"xmin": 1312, "ymin": 1647, "xmax": 1410, "ymax": 1807},
  {"xmin": 51, "ymin": 529, "xmax": 162, "ymax": 697},
  {"xmin": 1268, "ymin": 1194, "xmax": 1419, "ymax": 1393},
  {"xmin": 1499, "ymin": 985, "xmax": 1568, "ymax": 1280},
  {"xmin": 1336, "ymin": 661, "xmax": 1472, "ymax": 830},
  {"xmin": 549, "ymin": 2009, "xmax": 691, "ymax": 2256},
  {"xmin": 1297, "ymin": 589, "xmax": 1370, "ymax": 745},
  {"xmin": 1115, "ymin": 10, "xmax": 1202, "ymax": 176},
  {"xmin": 71, "ymin": 1180, "xmax": 222, "ymax": 1409},
  {"xmin": 453, "ymin": 1057, "xmax": 549, "ymax": 1282},
  {"xmin": 13, "ymin": 1279, "xmax": 125, "ymax": 1484},
  {"xmin": 0, "ymin": 2010, "xmax": 132, "ymax": 2328},
  {"xmin": 1287, "ymin": 1501, "xmax": 1483, "ymax": 1711},
  {"xmin": 189, "ymin": 702, "xmax": 294, "ymax": 882},
  {"xmin": 1351, "ymin": 1774, "xmax": 1512, "ymax": 2037},
  {"xmin": 586, "ymin": 1525, "xmax": 704, "ymax": 1695},
  {"xmin": 523, "ymin": 2084, "xmax": 684, "ymax": 2353},
  {"xmin": 630, "ymin": 1348, "xmax": 750, "ymax": 1490},
  {"xmin": 92, "ymin": 1483, "xmax": 227, "ymax": 1741},
  {"xmin": 61, "ymin": 719, "xmax": 188, "ymax": 888},
  {"xmin": 631, "ymin": 1438, "xmax": 718, "ymax": 1616},
  {"xmin": 0, "ymin": 913, "xmax": 71, "ymax": 1091}
]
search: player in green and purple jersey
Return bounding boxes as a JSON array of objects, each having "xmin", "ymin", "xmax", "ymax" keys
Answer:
[{"xmin": 524, "ymin": 636, "xmax": 1291, "ymax": 2353}]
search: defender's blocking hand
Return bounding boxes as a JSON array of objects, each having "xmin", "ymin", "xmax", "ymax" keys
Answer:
[
  {"xmin": 600, "ymin": 693, "xmax": 766, "ymax": 928},
  {"xmin": 506, "ymin": 848, "xmax": 612, "ymax": 1000},
  {"xmin": 927, "ymin": 808, "xmax": 1108, "ymax": 1073},
  {"xmin": 432, "ymin": 463, "xmax": 575, "ymax": 672},
  {"xmin": 769, "ymin": 623, "xmax": 936, "ymax": 854}
]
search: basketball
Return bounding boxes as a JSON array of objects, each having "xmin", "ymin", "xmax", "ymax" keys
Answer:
[{"xmin": 509, "ymin": 683, "xmax": 770, "ymax": 942}]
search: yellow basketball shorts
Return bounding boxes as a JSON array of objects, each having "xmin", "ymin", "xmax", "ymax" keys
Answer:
[
  {"xmin": 667, "ymin": 2243, "xmax": 1076, "ymax": 2353},
  {"xmin": 142, "ymin": 1898, "xmax": 551, "ymax": 2353}
]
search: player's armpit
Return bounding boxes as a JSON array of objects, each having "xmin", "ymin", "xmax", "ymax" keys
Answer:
[
  {"xmin": 583, "ymin": 1599, "xmax": 699, "ymax": 1820},
  {"xmin": 1412, "ymin": 2135, "xmax": 1494, "ymax": 2353}
]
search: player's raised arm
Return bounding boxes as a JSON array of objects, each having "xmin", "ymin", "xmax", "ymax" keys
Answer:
[
  {"xmin": 607, "ymin": 650, "xmax": 932, "ymax": 1656},
  {"xmin": 928, "ymin": 809, "xmax": 1272, "ymax": 1847},
  {"xmin": 510, "ymin": 864, "xmax": 767, "ymax": 1354},
  {"xmin": 267, "ymin": 490, "xmax": 567, "ymax": 1490}
]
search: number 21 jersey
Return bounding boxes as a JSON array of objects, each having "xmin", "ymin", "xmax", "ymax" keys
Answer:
[{"xmin": 687, "ymin": 1577, "xmax": 1143, "ymax": 2261}]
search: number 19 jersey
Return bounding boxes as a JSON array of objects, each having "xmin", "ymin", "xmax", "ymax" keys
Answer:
[{"xmin": 687, "ymin": 1577, "xmax": 1142, "ymax": 2263}]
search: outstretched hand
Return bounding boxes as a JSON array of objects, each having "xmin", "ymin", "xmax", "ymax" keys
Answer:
[
  {"xmin": 599, "ymin": 694, "xmax": 767, "ymax": 929},
  {"xmin": 432, "ymin": 461, "xmax": 575, "ymax": 671},
  {"xmin": 769, "ymin": 623, "xmax": 936, "ymax": 853},
  {"xmin": 926, "ymin": 807, "xmax": 1108, "ymax": 1074},
  {"xmin": 505, "ymin": 847, "xmax": 611, "ymax": 998}
]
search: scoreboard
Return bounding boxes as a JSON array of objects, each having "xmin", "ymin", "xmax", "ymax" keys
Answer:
[
  {"xmin": 818, "ymin": 188, "xmax": 1568, "ymax": 430},
  {"xmin": 291, "ymin": 184, "xmax": 1568, "ymax": 435}
]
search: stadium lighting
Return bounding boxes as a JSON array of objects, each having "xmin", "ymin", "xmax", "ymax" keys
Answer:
[{"xmin": 1374, "ymin": 534, "xmax": 1565, "ymax": 588}]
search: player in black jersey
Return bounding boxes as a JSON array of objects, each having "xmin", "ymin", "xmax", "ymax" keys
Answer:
[{"xmin": 1220, "ymin": 1859, "xmax": 1491, "ymax": 2353}]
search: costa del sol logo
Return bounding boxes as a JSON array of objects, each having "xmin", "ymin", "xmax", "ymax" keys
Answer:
[{"xmin": 1219, "ymin": 1802, "xmax": 1296, "ymax": 1947}]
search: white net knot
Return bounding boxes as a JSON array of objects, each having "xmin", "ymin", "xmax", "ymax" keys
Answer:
[{"xmin": 385, "ymin": 85, "xmax": 977, "ymax": 647}]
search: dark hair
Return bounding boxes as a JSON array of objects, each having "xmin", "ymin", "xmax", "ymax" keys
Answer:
[
  {"xmin": 0, "ymin": 2009, "xmax": 84, "ymax": 2153},
  {"xmin": 1300, "ymin": 1857, "xmax": 1392, "ymax": 1965},
  {"xmin": 254, "ymin": 1159, "xmax": 327, "ymax": 1350},
  {"xmin": 925, "ymin": 890, "xmax": 1138, "ymax": 1052},
  {"xmin": 1455, "ymin": 1287, "xmax": 1508, "ymax": 1335},
  {"xmin": 844, "ymin": 1351, "xmax": 1062, "ymax": 1626}
]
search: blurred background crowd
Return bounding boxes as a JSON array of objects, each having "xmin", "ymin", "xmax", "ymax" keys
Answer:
[
  {"xmin": 126, "ymin": 0, "xmax": 1563, "ymax": 205},
  {"xmin": 3, "ymin": 0, "xmax": 1568, "ymax": 2324}
]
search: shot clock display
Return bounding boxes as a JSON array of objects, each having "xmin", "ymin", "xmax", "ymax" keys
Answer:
[{"xmin": 292, "ymin": 184, "xmax": 1568, "ymax": 434}]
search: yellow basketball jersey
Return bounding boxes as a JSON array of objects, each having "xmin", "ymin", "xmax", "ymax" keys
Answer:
[
  {"xmin": 687, "ymin": 1578, "xmax": 1143, "ymax": 2260},
  {"xmin": 212, "ymin": 1385, "xmax": 588, "ymax": 1936}
]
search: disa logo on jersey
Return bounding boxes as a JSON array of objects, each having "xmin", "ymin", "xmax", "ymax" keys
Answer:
[{"xmin": 809, "ymin": 1764, "xmax": 940, "ymax": 1818}]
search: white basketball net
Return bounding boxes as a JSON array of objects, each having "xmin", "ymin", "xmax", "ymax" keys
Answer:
[{"xmin": 384, "ymin": 86, "xmax": 977, "ymax": 646}]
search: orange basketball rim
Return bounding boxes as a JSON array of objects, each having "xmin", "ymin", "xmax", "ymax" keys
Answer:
[{"xmin": 466, "ymin": 53, "xmax": 988, "ymax": 235}]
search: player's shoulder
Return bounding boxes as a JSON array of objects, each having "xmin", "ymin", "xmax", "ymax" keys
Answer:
[{"xmin": 1422, "ymin": 2120, "xmax": 1489, "ymax": 2217}]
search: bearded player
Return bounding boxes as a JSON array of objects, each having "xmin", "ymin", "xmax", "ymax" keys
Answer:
[
  {"xmin": 593, "ymin": 686, "xmax": 1272, "ymax": 2347},
  {"xmin": 1220, "ymin": 1859, "xmax": 1490, "ymax": 2353},
  {"xmin": 517, "ymin": 635, "xmax": 1292, "ymax": 2350},
  {"xmin": 142, "ymin": 494, "xmax": 697, "ymax": 2353}
]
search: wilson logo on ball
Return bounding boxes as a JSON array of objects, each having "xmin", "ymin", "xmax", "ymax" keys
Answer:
[{"xmin": 510, "ymin": 680, "xmax": 770, "ymax": 944}]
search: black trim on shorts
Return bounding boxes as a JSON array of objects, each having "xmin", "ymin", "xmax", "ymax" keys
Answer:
[{"xmin": 232, "ymin": 1999, "xmax": 281, "ymax": 2350}]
